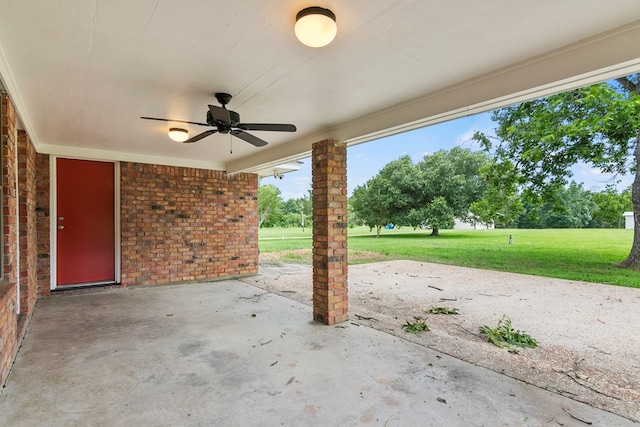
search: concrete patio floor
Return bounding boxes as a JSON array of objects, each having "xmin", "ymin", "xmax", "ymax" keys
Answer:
[{"xmin": 0, "ymin": 280, "xmax": 635, "ymax": 426}]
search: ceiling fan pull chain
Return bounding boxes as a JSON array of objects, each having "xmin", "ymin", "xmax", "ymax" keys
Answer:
[{"xmin": 229, "ymin": 133, "xmax": 233, "ymax": 154}]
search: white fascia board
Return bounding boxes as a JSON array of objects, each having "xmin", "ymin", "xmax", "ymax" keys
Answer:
[{"xmin": 38, "ymin": 143, "xmax": 226, "ymax": 171}]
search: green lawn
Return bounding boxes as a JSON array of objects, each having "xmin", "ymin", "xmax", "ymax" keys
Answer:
[{"xmin": 259, "ymin": 226, "xmax": 639, "ymax": 288}]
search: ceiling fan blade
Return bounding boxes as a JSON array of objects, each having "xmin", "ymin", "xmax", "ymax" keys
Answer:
[
  {"xmin": 231, "ymin": 130, "xmax": 268, "ymax": 147},
  {"xmin": 183, "ymin": 129, "xmax": 217, "ymax": 143},
  {"xmin": 140, "ymin": 116, "xmax": 209, "ymax": 127},
  {"xmin": 236, "ymin": 123, "xmax": 297, "ymax": 132},
  {"xmin": 208, "ymin": 105, "xmax": 231, "ymax": 123}
]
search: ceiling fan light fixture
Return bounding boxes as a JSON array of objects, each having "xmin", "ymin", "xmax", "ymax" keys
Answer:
[
  {"xmin": 295, "ymin": 7, "xmax": 337, "ymax": 48},
  {"xmin": 168, "ymin": 127, "xmax": 189, "ymax": 142}
]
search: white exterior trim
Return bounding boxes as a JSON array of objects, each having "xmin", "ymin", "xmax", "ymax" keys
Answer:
[
  {"xmin": 14, "ymin": 118, "xmax": 20, "ymax": 314},
  {"xmin": 49, "ymin": 156, "xmax": 56, "ymax": 290}
]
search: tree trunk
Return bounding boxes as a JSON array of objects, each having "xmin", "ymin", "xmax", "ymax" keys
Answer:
[
  {"xmin": 620, "ymin": 134, "xmax": 640, "ymax": 269},
  {"xmin": 430, "ymin": 228, "xmax": 439, "ymax": 236},
  {"xmin": 376, "ymin": 225, "xmax": 382, "ymax": 238}
]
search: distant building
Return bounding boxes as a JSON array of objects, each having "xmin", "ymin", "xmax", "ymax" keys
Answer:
[
  {"xmin": 624, "ymin": 212, "xmax": 634, "ymax": 229},
  {"xmin": 454, "ymin": 217, "xmax": 494, "ymax": 230}
]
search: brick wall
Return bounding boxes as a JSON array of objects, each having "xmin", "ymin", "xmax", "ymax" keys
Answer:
[
  {"xmin": 120, "ymin": 162, "xmax": 259, "ymax": 287},
  {"xmin": 2, "ymin": 94, "xmax": 18, "ymax": 285},
  {"xmin": 0, "ymin": 284, "xmax": 16, "ymax": 385},
  {"xmin": 1, "ymin": 93, "xmax": 19, "ymax": 385},
  {"xmin": 18, "ymin": 131, "xmax": 37, "ymax": 316},
  {"xmin": 35, "ymin": 154, "xmax": 50, "ymax": 296},
  {"xmin": 0, "ymin": 97, "xmax": 261, "ymax": 386}
]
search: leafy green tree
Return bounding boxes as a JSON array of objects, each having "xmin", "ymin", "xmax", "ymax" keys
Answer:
[
  {"xmin": 278, "ymin": 213, "xmax": 297, "ymax": 228},
  {"xmin": 409, "ymin": 147, "xmax": 489, "ymax": 235},
  {"xmin": 373, "ymin": 155, "xmax": 419, "ymax": 226},
  {"xmin": 469, "ymin": 171, "xmax": 524, "ymax": 228},
  {"xmin": 280, "ymin": 194, "xmax": 312, "ymax": 229},
  {"xmin": 350, "ymin": 175, "xmax": 397, "ymax": 237},
  {"xmin": 280, "ymin": 198, "xmax": 299, "ymax": 215},
  {"xmin": 347, "ymin": 198, "xmax": 364, "ymax": 227},
  {"xmin": 474, "ymin": 74, "xmax": 640, "ymax": 267},
  {"xmin": 417, "ymin": 196, "xmax": 455, "ymax": 232},
  {"xmin": 539, "ymin": 182, "xmax": 595, "ymax": 228},
  {"xmin": 516, "ymin": 201, "xmax": 545, "ymax": 229},
  {"xmin": 351, "ymin": 150, "xmax": 488, "ymax": 236},
  {"xmin": 513, "ymin": 183, "xmax": 598, "ymax": 229},
  {"xmin": 591, "ymin": 185, "xmax": 633, "ymax": 228},
  {"xmin": 257, "ymin": 184, "xmax": 282, "ymax": 227}
]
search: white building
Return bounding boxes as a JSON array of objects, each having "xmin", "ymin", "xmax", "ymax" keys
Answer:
[
  {"xmin": 454, "ymin": 217, "xmax": 494, "ymax": 230},
  {"xmin": 623, "ymin": 212, "xmax": 634, "ymax": 229}
]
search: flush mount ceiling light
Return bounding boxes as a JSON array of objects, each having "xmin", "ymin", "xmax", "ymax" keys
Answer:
[
  {"xmin": 295, "ymin": 7, "xmax": 337, "ymax": 47},
  {"xmin": 168, "ymin": 127, "xmax": 189, "ymax": 142}
]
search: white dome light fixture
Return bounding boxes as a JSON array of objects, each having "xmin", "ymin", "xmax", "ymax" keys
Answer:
[
  {"xmin": 168, "ymin": 127, "xmax": 189, "ymax": 142},
  {"xmin": 295, "ymin": 7, "xmax": 337, "ymax": 48}
]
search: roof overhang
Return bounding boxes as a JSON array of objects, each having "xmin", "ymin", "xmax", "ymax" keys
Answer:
[{"xmin": 0, "ymin": 1, "xmax": 638, "ymax": 174}]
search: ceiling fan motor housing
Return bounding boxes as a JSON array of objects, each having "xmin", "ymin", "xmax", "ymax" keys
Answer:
[
  {"xmin": 229, "ymin": 110, "xmax": 240, "ymax": 124},
  {"xmin": 206, "ymin": 109, "xmax": 241, "ymax": 129},
  {"xmin": 142, "ymin": 91, "xmax": 295, "ymax": 145}
]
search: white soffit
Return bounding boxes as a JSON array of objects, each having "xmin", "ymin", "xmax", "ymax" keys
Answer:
[{"xmin": 0, "ymin": 1, "xmax": 638, "ymax": 173}]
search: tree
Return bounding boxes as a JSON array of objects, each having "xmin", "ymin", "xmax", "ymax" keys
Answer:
[
  {"xmin": 469, "ymin": 168, "xmax": 524, "ymax": 228},
  {"xmin": 257, "ymin": 184, "xmax": 282, "ymax": 227},
  {"xmin": 374, "ymin": 155, "xmax": 422, "ymax": 226},
  {"xmin": 351, "ymin": 150, "xmax": 488, "ymax": 236},
  {"xmin": 508, "ymin": 182, "xmax": 599, "ymax": 229},
  {"xmin": 349, "ymin": 175, "xmax": 396, "ymax": 237},
  {"xmin": 350, "ymin": 156, "xmax": 421, "ymax": 236},
  {"xmin": 591, "ymin": 185, "xmax": 633, "ymax": 228},
  {"xmin": 474, "ymin": 74, "xmax": 640, "ymax": 268},
  {"xmin": 417, "ymin": 196, "xmax": 455, "ymax": 232},
  {"xmin": 280, "ymin": 194, "xmax": 312, "ymax": 229},
  {"xmin": 408, "ymin": 147, "xmax": 489, "ymax": 235},
  {"xmin": 539, "ymin": 182, "xmax": 595, "ymax": 228},
  {"xmin": 515, "ymin": 201, "xmax": 545, "ymax": 229}
]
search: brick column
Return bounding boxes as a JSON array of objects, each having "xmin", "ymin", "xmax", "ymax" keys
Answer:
[{"xmin": 312, "ymin": 139, "xmax": 348, "ymax": 325}]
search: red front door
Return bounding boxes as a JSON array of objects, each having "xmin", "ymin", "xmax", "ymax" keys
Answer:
[{"xmin": 56, "ymin": 158, "xmax": 116, "ymax": 286}]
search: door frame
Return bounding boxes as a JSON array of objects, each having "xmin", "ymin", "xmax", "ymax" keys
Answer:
[{"xmin": 49, "ymin": 156, "xmax": 121, "ymax": 290}]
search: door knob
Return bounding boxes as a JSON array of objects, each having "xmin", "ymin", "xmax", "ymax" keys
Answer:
[
  {"xmin": 58, "ymin": 216, "xmax": 64, "ymax": 221},
  {"xmin": 57, "ymin": 225, "xmax": 64, "ymax": 230}
]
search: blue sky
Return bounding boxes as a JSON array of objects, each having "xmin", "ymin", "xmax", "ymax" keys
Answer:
[{"xmin": 261, "ymin": 112, "xmax": 634, "ymax": 200}]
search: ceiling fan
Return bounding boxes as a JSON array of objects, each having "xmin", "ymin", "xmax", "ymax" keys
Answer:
[{"xmin": 141, "ymin": 92, "xmax": 296, "ymax": 146}]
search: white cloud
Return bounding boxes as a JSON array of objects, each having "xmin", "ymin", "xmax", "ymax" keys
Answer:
[
  {"xmin": 570, "ymin": 162, "xmax": 630, "ymax": 191},
  {"xmin": 353, "ymin": 152, "xmax": 369, "ymax": 162},
  {"xmin": 455, "ymin": 128, "xmax": 476, "ymax": 146},
  {"xmin": 586, "ymin": 169, "xmax": 605, "ymax": 176}
]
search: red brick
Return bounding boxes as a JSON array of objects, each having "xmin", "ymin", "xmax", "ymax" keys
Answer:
[
  {"xmin": 312, "ymin": 140, "xmax": 348, "ymax": 325},
  {"xmin": 120, "ymin": 162, "xmax": 259, "ymax": 287}
]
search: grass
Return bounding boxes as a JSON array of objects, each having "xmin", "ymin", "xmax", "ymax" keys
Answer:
[{"xmin": 259, "ymin": 226, "xmax": 639, "ymax": 288}]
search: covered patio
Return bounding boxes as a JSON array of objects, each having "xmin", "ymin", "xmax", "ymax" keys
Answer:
[
  {"xmin": 1, "ymin": 278, "xmax": 634, "ymax": 426},
  {"xmin": 1, "ymin": 2, "xmax": 640, "ymax": 424}
]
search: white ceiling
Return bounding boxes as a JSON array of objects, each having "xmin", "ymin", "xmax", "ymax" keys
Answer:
[{"xmin": 1, "ymin": 1, "xmax": 640, "ymax": 175}]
